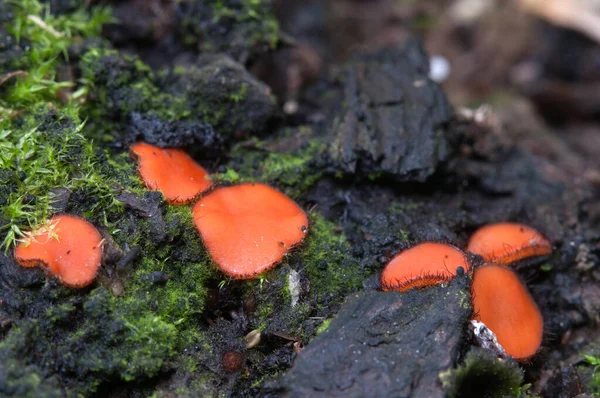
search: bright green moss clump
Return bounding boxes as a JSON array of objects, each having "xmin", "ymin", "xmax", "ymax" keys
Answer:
[
  {"xmin": 0, "ymin": 0, "xmax": 111, "ymax": 118},
  {"xmin": 582, "ymin": 352, "xmax": 600, "ymax": 395},
  {"xmin": 124, "ymin": 205, "xmax": 217, "ymax": 325},
  {"xmin": 0, "ymin": 105, "xmax": 130, "ymax": 250},
  {"xmin": 0, "ymin": 0, "xmax": 120, "ymax": 249},
  {"xmin": 301, "ymin": 214, "xmax": 362, "ymax": 301}
]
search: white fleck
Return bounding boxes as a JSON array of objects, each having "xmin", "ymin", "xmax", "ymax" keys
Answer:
[
  {"xmin": 429, "ymin": 55, "xmax": 451, "ymax": 83},
  {"xmin": 288, "ymin": 268, "xmax": 301, "ymax": 308}
]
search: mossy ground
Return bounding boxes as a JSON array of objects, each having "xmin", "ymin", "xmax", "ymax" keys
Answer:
[
  {"xmin": 177, "ymin": 0, "xmax": 279, "ymax": 63},
  {"xmin": 0, "ymin": 1, "xmax": 368, "ymax": 396},
  {"xmin": 440, "ymin": 348, "xmax": 528, "ymax": 398}
]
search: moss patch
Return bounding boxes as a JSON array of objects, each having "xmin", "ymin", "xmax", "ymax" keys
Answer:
[
  {"xmin": 177, "ymin": 0, "xmax": 279, "ymax": 63},
  {"xmin": 0, "ymin": 0, "xmax": 111, "ymax": 118},
  {"xmin": 0, "ymin": 288, "xmax": 176, "ymax": 395},
  {"xmin": 440, "ymin": 348, "xmax": 525, "ymax": 398},
  {"xmin": 217, "ymin": 136, "xmax": 326, "ymax": 199}
]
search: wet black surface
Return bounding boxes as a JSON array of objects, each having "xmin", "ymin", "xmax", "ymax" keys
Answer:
[
  {"xmin": 328, "ymin": 41, "xmax": 452, "ymax": 181},
  {"xmin": 269, "ymin": 275, "xmax": 471, "ymax": 397}
]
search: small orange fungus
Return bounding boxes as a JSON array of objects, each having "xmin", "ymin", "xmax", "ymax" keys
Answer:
[
  {"xmin": 471, "ymin": 264, "xmax": 543, "ymax": 360},
  {"xmin": 130, "ymin": 142, "xmax": 211, "ymax": 204},
  {"xmin": 380, "ymin": 243, "xmax": 470, "ymax": 292},
  {"xmin": 192, "ymin": 183, "xmax": 308, "ymax": 279},
  {"xmin": 14, "ymin": 215, "xmax": 103, "ymax": 288},
  {"xmin": 466, "ymin": 222, "xmax": 552, "ymax": 265}
]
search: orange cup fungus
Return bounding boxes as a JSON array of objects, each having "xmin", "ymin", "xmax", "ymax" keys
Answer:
[
  {"xmin": 466, "ymin": 222, "xmax": 552, "ymax": 265},
  {"xmin": 192, "ymin": 183, "xmax": 308, "ymax": 279},
  {"xmin": 380, "ymin": 242, "xmax": 470, "ymax": 292},
  {"xmin": 14, "ymin": 215, "xmax": 103, "ymax": 288},
  {"xmin": 471, "ymin": 264, "xmax": 543, "ymax": 360},
  {"xmin": 130, "ymin": 142, "xmax": 212, "ymax": 204}
]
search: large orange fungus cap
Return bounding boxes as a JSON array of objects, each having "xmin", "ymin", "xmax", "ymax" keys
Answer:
[
  {"xmin": 466, "ymin": 222, "xmax": 552, "ymax": 265},
  {"xmin": 192, "ymin": 183, "xmax": 308, "ymax": 279},
  {"xmin": 131, "ymin": 142, "xmax": 212, "ymax": 204},
  {"xmin": 14, "ymin": 215, "xmax": 103, "ymax": 288},
  {"xmin": 471, "ymin": 264, "xmax": 543, "ymax": 360},
  {"xmin": 380, "ymin": 242, "xmax": 470, "ymax": 292}
]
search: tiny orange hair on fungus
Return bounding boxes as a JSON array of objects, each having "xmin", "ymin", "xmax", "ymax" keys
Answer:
[
  {"xmin": 192, "ymin": 183, "xmax": 308, "ymax": 279},
  {"xmin": 14, "ymin": 214, "xmax": 103, "ymax": 288},
  {"xmin": 130, "ymin": 142, "xmax": 212, "ymax": 204},
  {"xmin": 380, "ymin": 242, "xmax": 470, "ymax": 292},
  {"xmin": 471, "ymin": 264, "xmax": 544, "ymax": 361},
  {"xmin": 466, "ymin": 222, "xmax": 552, "ymax": 265}
]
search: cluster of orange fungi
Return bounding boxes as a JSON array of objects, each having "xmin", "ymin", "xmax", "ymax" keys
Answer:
[
  {"xmin": 380, "ymin": 222, "xmax": 551, "ymax": 361},
  {"xmin": 130, "ymin": 142, "xmax": 309, "ymax": 279},
  {"xmin": 13, "ymin": 141, "xmax": 551, "ymax": 362},
  {"xmin": 14, "ymin": 142, "xmax": 308, "ymax": 287}
]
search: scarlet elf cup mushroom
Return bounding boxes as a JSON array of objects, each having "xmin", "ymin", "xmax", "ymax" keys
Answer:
[
  {"xmin": 131, "ymin": 142, "xmax": 212, "ymax": 204},
  {"xmin": 466, "ymin": 222, "xmax": 550, "ymax": 361},
  {"xmin": 192, "ymin": 183, "xmax": 308, "ymax": 279},
  {"xmin": 14, "ymin": 214, "xmax": 103, "ymax": 288},
  {"xmin": 466, "ymin": 222, "xmax": 552, "ymax": 265},
  {"xmin": 470, "ymin": 264, "xmax": 544, "ymax": 360},
  {"xmin": 380, "ymin": 242, "xmax": 470, "ymax": 292}
]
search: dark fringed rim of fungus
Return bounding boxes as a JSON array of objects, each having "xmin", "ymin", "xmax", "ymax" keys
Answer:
[
  {"xmin": 466, "ymin": 222, "xmax": 552, "ymax": 266},
  {"xmin": 380, "ymin": 242, "xmax": 470, "ymax": 292}
]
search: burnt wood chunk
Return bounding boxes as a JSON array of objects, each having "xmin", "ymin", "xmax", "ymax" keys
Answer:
[
  {"xmin": 274, "ymin": 275, "xmax": 471, "ymax": 398},
  {"xmin": 329, "ymin": 40, "xmax": 453, "ymax": 181}
]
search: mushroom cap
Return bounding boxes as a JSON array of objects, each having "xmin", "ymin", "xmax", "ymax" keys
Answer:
[
  {"xmin": 131, "ymin": 142, "xmax": 212, "ymax": 204},
  {"xmin": 380, "ymin": 242, "xmax": 470, "ymax": 292},
  {"xmin": 466, "ymin": 222, "xmax": 552, "ymax": 265},
  {"xmin": 192, "ymin": 183, "xmax": 308, "ymax": 279},
  {"xmin": 14, "ymin": 214, "xmax": 103, "ymax": 288},
  {"xmin": 471, "ymin": 264, "xmax": 543, "ymax": 360}
]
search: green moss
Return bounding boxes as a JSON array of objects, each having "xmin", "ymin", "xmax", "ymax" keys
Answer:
[
  {"xmin": 0, "ymin": 0, "xmax": 112, "ymax": 118},
  {"xmin": 79, "ymin": 48, "xmax": 189, "ymax": 143},
  {"xmin": 0, "ymin": 357, "xmax": 65, "ymax": 398},
  {"xmin": 163, "ymin": 57, "xmax": 275, "ymax": 136},
  {"xmin": 115, "ymin": 203, "xmax": 218, "ymax": 328},
  {"xmin": 258, "ymin": 303, "xmax": 274, "ymax": 328},
  {"xmin": 302, "ymin": 214, "xmax": 363, "ymax": 301},
  {"xmin": 0, "ymin": 105, "xmax": 130, "ymax": 250},
  {"xmin": 0, "ymin": 1, "xmax": 124, "ymax": 249},
  {"xmin": 0, "ymin": 289, "xmax": 177, "ymax": 395},
  {"xmin": 583, "ymin": 354, "xmax": 600, "ymax": 395},
  {"xmin": 230, "ymin": 83, "xmax": 248, "ymax": 103},
  {"xmin": 456, "ymin": 289, "xmax": 470, "ymax": 310},
  {"xmin": 249, "ymin": 213, "xmax": 363, "ymax": 342},
  {"xmin": 316, "ymin": 319, "xmax": 332, "ymax": 335},
  {"xmin": 179, "ymin": 0, "xmax": 279, "ymax": 62},
  {"xmin": 440, "ymin": 348, "xmax": 524, "ymax": 398},
  {"xmin": 219, "ymin": 138, "xmax": 325, "ymax": 199}
]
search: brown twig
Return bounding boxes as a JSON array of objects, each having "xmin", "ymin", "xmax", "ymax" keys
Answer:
[{"xmin": 0, "ymin": 71, "xmax": 28, "ymax": 87}]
